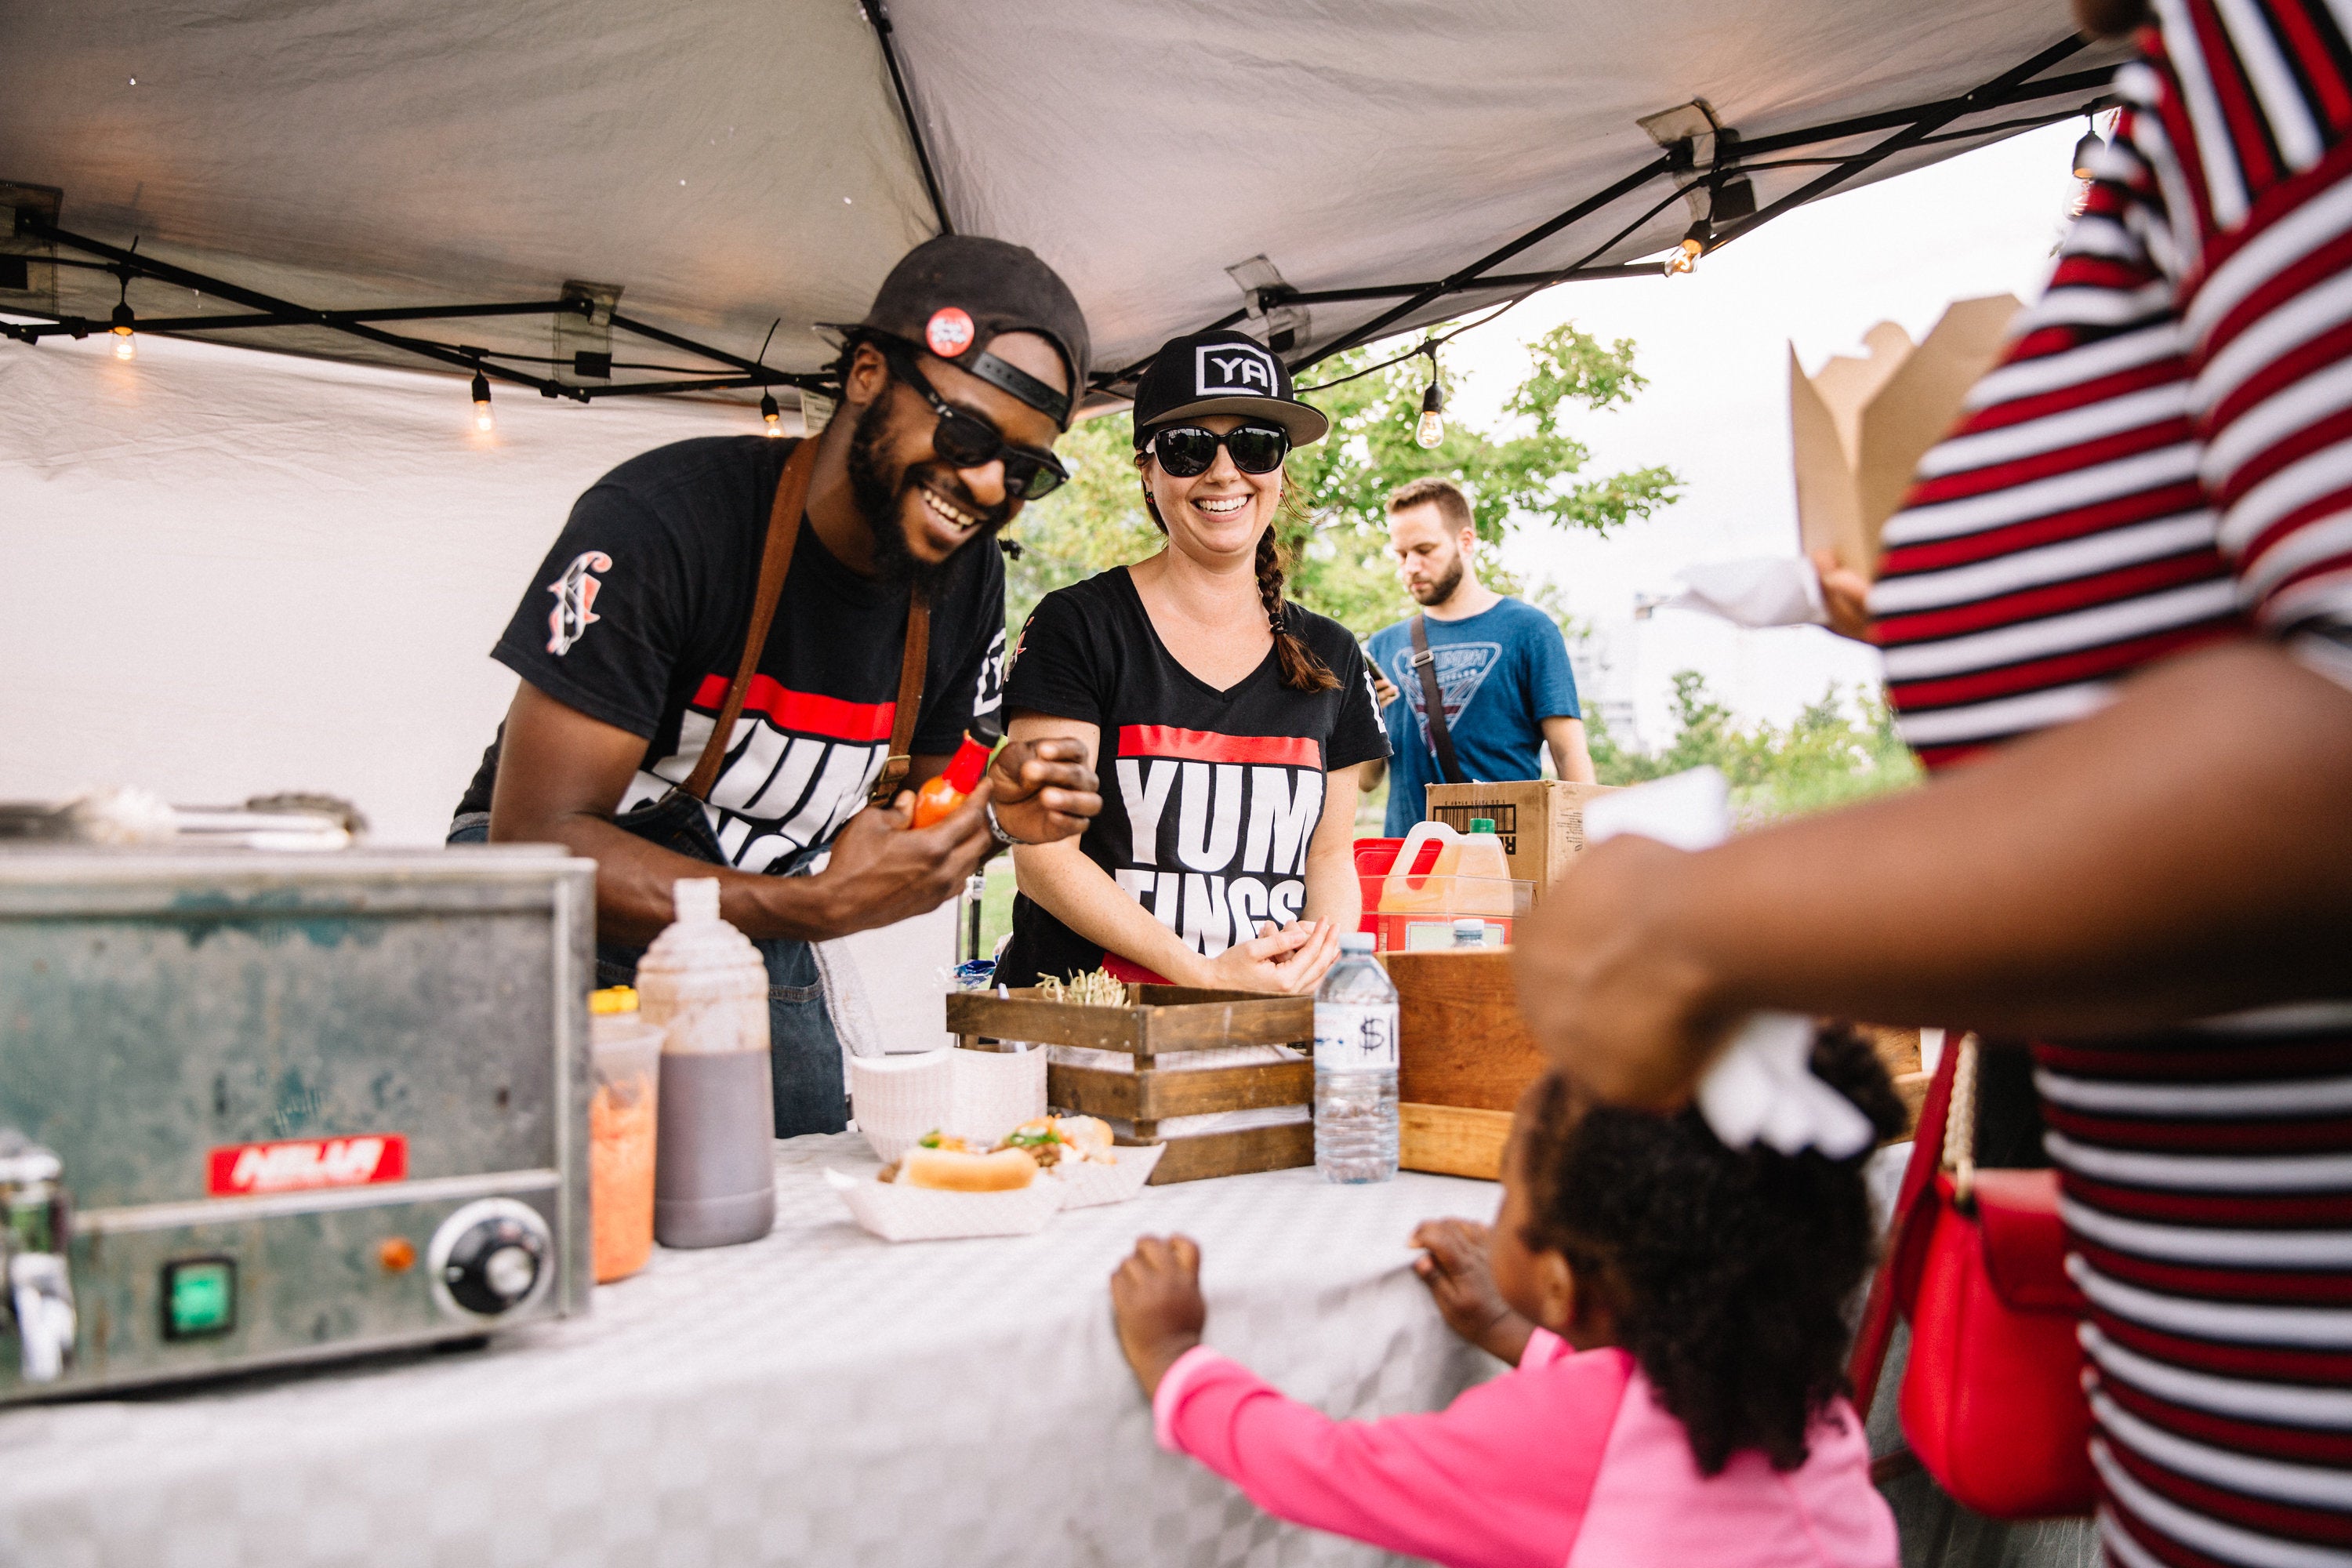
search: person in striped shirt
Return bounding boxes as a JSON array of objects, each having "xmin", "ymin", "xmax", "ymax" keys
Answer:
[{"xmin": 1517, "ymin": 2, "xmax": 2352, "ymax": 1564}]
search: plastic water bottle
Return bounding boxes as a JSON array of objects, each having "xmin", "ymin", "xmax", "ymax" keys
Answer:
[{"xmin": 1314, "ymin": 932, "xmax": 1399, "ymax": 1184}]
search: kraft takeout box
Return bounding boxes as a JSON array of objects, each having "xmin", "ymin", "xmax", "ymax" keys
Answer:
[{"xmin": 1788, "ymin": 294, "xmax": 2020, "ymax": 579}]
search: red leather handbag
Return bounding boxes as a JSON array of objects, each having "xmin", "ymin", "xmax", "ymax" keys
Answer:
[{"xmin": 1856, "ymin": 1035, "xmax": 2095, "ymax": 1519}]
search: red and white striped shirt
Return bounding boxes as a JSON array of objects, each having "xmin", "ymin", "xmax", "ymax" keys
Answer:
[{"xmin": 1873, "ymin": 5, "xmax": 2352, "ymax": 1563}]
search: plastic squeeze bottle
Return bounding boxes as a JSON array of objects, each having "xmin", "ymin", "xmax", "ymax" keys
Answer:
[
  {"xmin": 910, "ymin": 735, "xmax": 991, "ymax": 828},
  {"xmin": 1313, "ymin": 933, "xmax": 1399, "ymax": 1184},
  {"xmin": 635, "ymin": 879, "xmax": 776, "ymax": 1248}
]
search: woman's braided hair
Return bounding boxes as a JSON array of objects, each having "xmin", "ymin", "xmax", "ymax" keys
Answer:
[
  {"xmin": 1139, "ymin": 437, "xmax": 1339, "ymax": 693},
  {"xmin": 1516, "ymin": 1026, "xmax": 1907, "ymax": 1475}
]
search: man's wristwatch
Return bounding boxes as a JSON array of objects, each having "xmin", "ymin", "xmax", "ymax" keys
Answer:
[{"xmin": 985, "ymin": 800, "xmax": 1029, "ymax": 848}]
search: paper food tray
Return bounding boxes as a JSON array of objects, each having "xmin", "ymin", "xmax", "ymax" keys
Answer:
[
  {"xmin": 824, "ymin": 1167, "xmax": 1060, "ymax": 1242},
  {"xmin": 1049, "ymin": 1141, "xmax": 1164, "ymax": 1209}
]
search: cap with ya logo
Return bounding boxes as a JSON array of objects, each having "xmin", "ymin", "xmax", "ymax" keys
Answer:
[{"xmin": 1130, "ymin": 328, "xmax": 1330, "ymax": 448}]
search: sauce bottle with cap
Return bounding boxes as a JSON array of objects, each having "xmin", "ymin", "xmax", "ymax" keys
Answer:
[
  {"xmin": 910, "ymin": 735, "xmax": 991, "ymax": 828},
  {"xmin": 634, "ymin": 879, "xmax": 776, "ymax": 1249}
]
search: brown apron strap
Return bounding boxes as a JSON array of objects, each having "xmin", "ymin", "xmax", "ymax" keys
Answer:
[
  {"xmin": 681, "ymin": 439, "xmax": 817, "ymax": 802},
  {"xmin": 868, "ymin": 589, "xmax": 931, "ymax": 806}
]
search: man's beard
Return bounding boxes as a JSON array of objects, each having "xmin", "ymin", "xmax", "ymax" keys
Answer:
[
  {"xmin": 1410, "ymin": 552, "xmax": 1465, "ymax": 607},
  {"xmin": 844, "ymin": 396, "xmax": 1011, "ymax": 590}
]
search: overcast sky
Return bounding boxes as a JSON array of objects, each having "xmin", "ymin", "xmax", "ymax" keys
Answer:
[{"xmin": 1424, "ymin": 119, "xmax": 2090, "ymax": 746}]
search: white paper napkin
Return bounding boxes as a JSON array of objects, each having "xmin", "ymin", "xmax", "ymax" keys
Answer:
[
  {"xmin": 1579, "ymin": 769, "xmax": 1874, "ymax": 1159},
  {"xmin": 1658, "ymin": 556, "xmax": 1828, "ymax": 630}
]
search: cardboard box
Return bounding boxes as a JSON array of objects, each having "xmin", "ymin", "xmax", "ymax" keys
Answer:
[{"xmin": 1422, "ymin": 779, "xmax": 1617, "ymax": 901}]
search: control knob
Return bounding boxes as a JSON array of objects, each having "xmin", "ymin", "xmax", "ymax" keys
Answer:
[{"xmin": 426, "ymin": 1199, "xmax": 553, "ymax": 1320}]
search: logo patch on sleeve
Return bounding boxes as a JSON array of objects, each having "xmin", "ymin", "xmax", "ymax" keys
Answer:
[
  {"xmin": 1195, "ymin": 343, "xmax": 1278, "ymax": 396},
  {"xmin": 546, "ymin": 550, "xmax": 612, "ymax": 655}
]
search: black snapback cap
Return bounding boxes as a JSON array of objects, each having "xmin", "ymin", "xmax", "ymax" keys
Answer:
[
  {"xmin": 833, "ymin": 234, "xmax": 1091, "ymax": 430},
  {"xmin": 1129, "ymin": 328, "xmax": 1330, "ymax": 448}
]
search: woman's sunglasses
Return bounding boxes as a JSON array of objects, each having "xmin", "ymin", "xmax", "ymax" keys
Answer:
[
  {"xmin": 875, "ymin": 338, "xmax": 1070, "ymax": 501},
  {"xmin": 1147, "ymin": 423, "xmax": 1291, "ymax": 478}
]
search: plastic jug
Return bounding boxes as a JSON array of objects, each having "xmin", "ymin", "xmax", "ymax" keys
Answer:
[
  {"xmin": 1452, "ymin": 817, "xmax": 1515, "ymax": 916},
  {"xmin": 587, "ymin": 988, "xmax": 662, "ymax": 1283},
  {"xmin": 1378, "ymin": 821, "xmax": 1463, "ymax": 912},
  {"xmin": 636, "ymin": 879, "xmax": 777, "ymax": 1249}
]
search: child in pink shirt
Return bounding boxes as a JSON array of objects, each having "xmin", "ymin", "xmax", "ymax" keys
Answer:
[{"xmin": 1109, "ymin": 1029, "xmax": 1905, "ymax": 1568}]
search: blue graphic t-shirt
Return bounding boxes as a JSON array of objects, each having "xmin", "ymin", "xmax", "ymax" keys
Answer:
[{"xmin": 1364, "ymin": 597, "xmax": 1581, "ymax": 835}]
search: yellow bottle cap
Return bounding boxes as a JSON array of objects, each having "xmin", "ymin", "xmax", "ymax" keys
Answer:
[{"xmin": 589, "ymin": 985, "xmax": 639, "ymax": 1015}]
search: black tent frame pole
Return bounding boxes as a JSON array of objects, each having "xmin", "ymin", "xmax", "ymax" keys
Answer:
[
  {"xmin": 5, "ymin": 217, "xmax": 584, "ymax": 398},
  {"xmin": 1267, "ymin": 35, "xmax": 2096, "ymax": 377},
  {"xmin": 861, "ymin": 0, "xmax": 956, "ymax": 237},
  {"xmin": 1715, "ymin": 34, "xmax": 2090, "ymax": 246},
  {"xmin": 3, "ymin": 217, "xmax": 830, "ymax": 399}
]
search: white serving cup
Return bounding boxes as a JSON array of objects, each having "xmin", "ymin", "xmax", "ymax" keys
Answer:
[
  {"xmin": 847, "ymin": 1048, "xmax": 956, "ymax": 1164},
  {"xmin": 949, "ymin": 1045, "xmax": 1048, "ymax": 1147}
]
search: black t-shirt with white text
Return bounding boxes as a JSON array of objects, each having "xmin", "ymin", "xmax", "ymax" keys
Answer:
[
  {"xmin": 455, "ymin": 437, "xmax": 1005, "ymax": 872},
  {"xmin": 994, "ymin": 567, "xmax": 1387, "ymax": 985}
]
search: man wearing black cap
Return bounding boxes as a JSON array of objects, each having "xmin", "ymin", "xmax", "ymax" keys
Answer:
[{"xmin": 449, "ymin": 235, "xmax": 1102, "ymax": 1135}]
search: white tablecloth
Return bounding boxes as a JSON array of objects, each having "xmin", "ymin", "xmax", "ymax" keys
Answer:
[{"xmin": 0, "ymin": 1135, "xmax": 1504, "ymax": 1568}]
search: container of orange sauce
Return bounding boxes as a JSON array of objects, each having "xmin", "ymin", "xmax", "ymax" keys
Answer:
[{"xmin": 587, "ymin": 986, "xmax": 662, "ymax": 1283}]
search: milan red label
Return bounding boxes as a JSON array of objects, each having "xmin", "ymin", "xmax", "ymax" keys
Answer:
[{"xmin": 207, "ymin": 1134, "xmax": 408, "ymax": 1196}]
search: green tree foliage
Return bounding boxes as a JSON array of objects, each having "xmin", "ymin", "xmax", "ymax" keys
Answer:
[
  {"xmin": 1000, "ymin": 321, "xmax": 1682, "ymax": 642},
  {"xmin": 1588, "ymin": 670, "xmax": 1922, "ymax": 822}
]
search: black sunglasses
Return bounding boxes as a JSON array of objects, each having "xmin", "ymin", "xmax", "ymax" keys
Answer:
[
  {"xmin": 873, "ymin": 338, "xmax": 1069, "ymax": 501},
  {"xmin": 1146, "ymin": 423, "xmax": 1291, "ymax": 477}
]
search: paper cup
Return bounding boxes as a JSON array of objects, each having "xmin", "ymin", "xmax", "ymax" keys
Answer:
[
  {"xmin": 950, "ymin": 1046, "xmax": 1047, "ymax": 1146},
  {"xmin": 823, "ymin": 1168, "xmax": 1060, "ymax": 1242},
  {"xmin": 848, "ymin": 1049, "xmax": 956, "ymax": 1164}
]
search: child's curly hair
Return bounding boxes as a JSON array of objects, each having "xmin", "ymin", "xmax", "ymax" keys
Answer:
[{"xmin": 1516, "ymin": 1025, "xmax": 1906, "ymax": 1475}]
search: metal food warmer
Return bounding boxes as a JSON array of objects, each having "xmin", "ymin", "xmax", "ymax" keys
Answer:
[{"xmin": 0, "ymin": 841, "xmax": 597, "ymax": 1404}]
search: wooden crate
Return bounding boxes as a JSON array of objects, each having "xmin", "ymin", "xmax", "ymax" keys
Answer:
[
  {"xmin": 1387, "ymin": 949, "xmax": 1543, "ymax": 1181},
  {"xmin": 944, "ymin": 985, "xmax": 1313, "ymax": 1183}
]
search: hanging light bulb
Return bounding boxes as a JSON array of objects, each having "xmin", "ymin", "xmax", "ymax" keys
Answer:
[
  {"xmin": 760, "ymin": 390, "xmax": 782, "ymax": 437},
  {"xmin": 470, "ymin": 370, "xmax": 495, "ymax": 434},
  {"xmin": 1664, "ymin": 216, "xmax": 1711, "ymax": 277},
  {"xmin": 1414, "ymin": 352, "xmax": 1446, "ymax": 448},
  {"xmin": 109, "ymin": 301, "xmax": 136, "ymax": 361},
  {"xmin": 2072, "ymin": 114, "xmax": 2105, "ymax": 180}
]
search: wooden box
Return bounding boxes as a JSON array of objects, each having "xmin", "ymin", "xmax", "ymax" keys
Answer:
[
  {"xmin": 1388, "ymin": 949, "xmax": 1544, "ymax": 1181},
  {"xmin": 1423, "ymin": 779, "xmax": 1617, "ymax": 902},
  {"xmin": 944, "ymin": 985, "xmax": 1313, "ymax": 1183}
]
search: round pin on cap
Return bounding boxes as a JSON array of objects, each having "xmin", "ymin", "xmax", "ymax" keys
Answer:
[{"xmin": 925, "ymin": 307, "xmax": 975, "ymax": 358}]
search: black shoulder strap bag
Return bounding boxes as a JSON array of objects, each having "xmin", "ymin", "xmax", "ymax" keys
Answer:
[{"xmin": 1407, "ymin": 614, "xmax": 1465, "ymax": 786}]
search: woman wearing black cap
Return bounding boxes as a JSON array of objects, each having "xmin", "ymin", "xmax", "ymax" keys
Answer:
[{"xmin": 993, "ymin": 330, "xmax": 1388, "ymax": 993}]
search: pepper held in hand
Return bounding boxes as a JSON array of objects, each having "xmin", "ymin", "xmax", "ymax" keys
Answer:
[{"xmin": 910, "ymin": 735, "xmax": 991, "ymax": 828}]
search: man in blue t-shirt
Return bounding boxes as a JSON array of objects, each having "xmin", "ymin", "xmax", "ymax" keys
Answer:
[{"xmin": 1360, "ymin": 477, "xmax": 1594, "ymax": 835}]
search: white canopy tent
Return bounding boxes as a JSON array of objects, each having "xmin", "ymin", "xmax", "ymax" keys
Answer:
[
  {"xmin": 0, "ymin": 0, "xmax": 2125, "ymax": 1051},
  {"xmin": 2, "ymin": 1, "xmax": 2125, "ymax": 409}
]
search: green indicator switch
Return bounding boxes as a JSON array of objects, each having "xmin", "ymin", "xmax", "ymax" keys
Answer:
[{"xmin": 163, "ymin": 1258, "xmax": 236, "ymax": 1340}]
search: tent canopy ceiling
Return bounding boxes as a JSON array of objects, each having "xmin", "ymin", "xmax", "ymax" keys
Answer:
[{"xmin": 0, "ymin": 1, "xmax": 2126, "ymax": 408}]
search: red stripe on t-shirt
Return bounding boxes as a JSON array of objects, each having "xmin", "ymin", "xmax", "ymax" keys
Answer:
[
  {"xmin": 2102, "ymin": 1377, "xmax": 2352, "ymax": 1468},
  {"xmin": 2071, "ymin": 1239, "xmax": 2352, "ymax": 1302},
  {"xmin": 1116, "ymin": 725, "xmax": 1321, "ymax": 768},
  {"xmin": 689, "ymin": 673, "xmax": 895, "ymax": 743}
]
